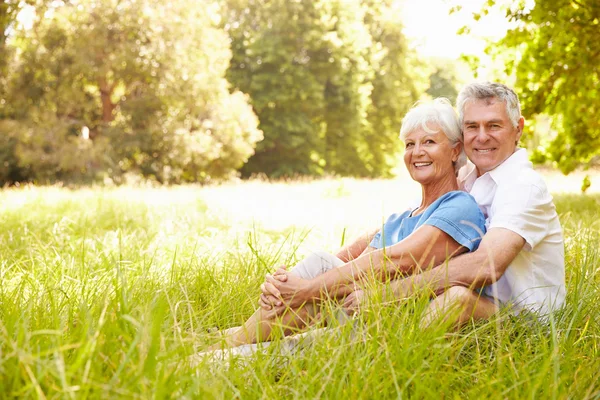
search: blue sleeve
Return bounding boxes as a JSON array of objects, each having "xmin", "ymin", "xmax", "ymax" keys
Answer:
[
  {"xmin": 420, "ymin": 192, "xmax": 486, "ymax": 252},
  {"xmin": 368, "ymin": 209, "xmax": 412, "ymax": 249},
  {"xmin": 369, "ymin": 231, "xmax": 382, "ymax": 248}
]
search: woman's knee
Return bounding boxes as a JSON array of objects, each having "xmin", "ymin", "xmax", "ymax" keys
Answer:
[{"xmin": 289, "ymin": 251, "xmax": 344, "ymax": 280}]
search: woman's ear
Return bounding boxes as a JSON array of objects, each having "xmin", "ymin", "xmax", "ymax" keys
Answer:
[{"xmin": 452, "ymin": 142, "xmax": 462, "ymax": 163}]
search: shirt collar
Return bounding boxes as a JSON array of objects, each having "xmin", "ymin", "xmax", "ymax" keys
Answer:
[
  {"xmin": 487, "ymin": 148, "xmax": 531, "ymax": 184},
  {"xmin": 457, "ymin": 161, "xmax": 478, "ymax": 191},
  {"xmin": 458, "ymin": 148, "xmax": 530, "ymax": 189}
]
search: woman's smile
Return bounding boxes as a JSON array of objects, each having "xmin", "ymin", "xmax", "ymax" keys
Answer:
[{"xmin": 413, "ymin": 162, "xmax": 432, "ymax": 168}]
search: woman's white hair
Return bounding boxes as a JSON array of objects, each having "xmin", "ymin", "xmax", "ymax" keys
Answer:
[
  {"xmin": 456, "ymin": 82, "xmax": 521, "ymax": 127},
  {"xmin": 400, "ymin": 98, "xmax": 466, "ymax": 174}
]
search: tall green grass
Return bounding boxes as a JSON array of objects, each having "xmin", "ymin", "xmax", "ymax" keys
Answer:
[{"xmin": 0, "ymin": 184, "xmax": 598, "ymax": 398}]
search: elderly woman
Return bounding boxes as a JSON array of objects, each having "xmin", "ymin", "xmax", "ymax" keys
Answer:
[{"xmin": 213, "ymin": 98, "xmax": 486, "ymax": 349}]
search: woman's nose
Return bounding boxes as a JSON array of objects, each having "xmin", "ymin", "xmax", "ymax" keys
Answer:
[{"xmin": 414, "ymin": 143, "xmax": 426, "ymax": 155}]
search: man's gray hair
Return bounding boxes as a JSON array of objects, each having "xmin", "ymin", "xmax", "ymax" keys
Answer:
[
  {"xmin": 400, "ymin": 97, "xmax": 466, "ymax": 174},
  {"xmin": 456, "ymin": 82, "xmax": 521, "ymax": 127}
]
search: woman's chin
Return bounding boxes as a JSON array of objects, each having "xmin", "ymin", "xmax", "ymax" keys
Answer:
[{"xmin": 410, "ymin": 173, "xmax": 434, "ymax": 185}]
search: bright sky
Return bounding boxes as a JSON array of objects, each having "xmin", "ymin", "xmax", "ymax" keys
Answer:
[{"xmin": 398, "ymin": 0, "xmax": 512, "ymax": 59}]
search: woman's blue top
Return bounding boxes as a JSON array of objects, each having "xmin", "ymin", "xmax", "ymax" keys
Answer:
[{"xmin": 369, "ymin": 191, "xmax": 486, "ymax": 252}]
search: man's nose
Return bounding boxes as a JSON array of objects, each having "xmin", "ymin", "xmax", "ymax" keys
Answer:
[{"xmin": 476, "ymin": 126, "xmax": 490, "ymax": 142}]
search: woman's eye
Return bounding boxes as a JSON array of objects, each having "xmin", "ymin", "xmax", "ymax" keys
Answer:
[
  {"xmin": 425, "ymin": 139, "xmax": 435, "ymax": 144},
  {"xmin": 405, "ymin": 143, "xmax": 414, "ymax": 149}
]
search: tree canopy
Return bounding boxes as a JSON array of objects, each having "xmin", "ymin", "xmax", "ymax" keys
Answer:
[
  {"xmin": 223, "ymin": 0, "xmax": 421, "ymax": 178},
  {"xmin": 0, "ymin": 0, "xmax": 261, "ymax": 184},
  {"xmin": 481, "ymin": 0, "xmax": 600, "ymax": 173},
  {"xmin": 0, "ymin": 0, "xmax": 454, "ymax": 184}
]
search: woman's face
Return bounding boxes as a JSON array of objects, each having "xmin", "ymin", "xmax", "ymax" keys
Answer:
[{"xmin": 403, "ymin": 125, "xmax": 461, "ymax": 186}]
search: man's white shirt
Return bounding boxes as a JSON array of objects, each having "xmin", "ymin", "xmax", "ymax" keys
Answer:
[{"xmin": 458, "ymin": 148, "xmax": 566, "ymax": 314}]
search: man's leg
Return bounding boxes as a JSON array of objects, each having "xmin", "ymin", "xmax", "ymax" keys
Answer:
[
  {"xmin": 215, "ymin": 251, "xmax": 345, "ymax": 348},
  {"xmin": 420, "ymin": 286, "xmax": 498, "ymax": 329}
]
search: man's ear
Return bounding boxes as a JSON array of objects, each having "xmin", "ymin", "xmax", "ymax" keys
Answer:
[{"xmin": 516, "ymin": 116, "xmax": 525, "ymax": 143}]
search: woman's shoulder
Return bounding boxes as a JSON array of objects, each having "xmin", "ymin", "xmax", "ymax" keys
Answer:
[
  {"xmin": 384, "ymin": 208, "xmax": 413, "ymax": 224},
  {"xmin": 435, "ymin": 190, "xmax": 479, "ymax": 207},
  {"xmin": 427, "ymin": 190, "xmax": 484, "ymax": 224}
]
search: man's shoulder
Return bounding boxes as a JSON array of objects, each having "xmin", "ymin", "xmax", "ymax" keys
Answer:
[
  {"xmin": 495, "ymin": 165, "xmax": 549, "ymax": 194},
  {"xmin": 492, "ymin": 149, "xmax": 549, "ymax": 192}
]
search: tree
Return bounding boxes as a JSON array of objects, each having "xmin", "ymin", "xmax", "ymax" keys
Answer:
[
  {"xmin": 223, "ymin": 0, "xmax": 330, "ymax": 177},
  {"xmin": 480, "ymin": 0, "xmax": 600, "ymax": 173},
  {"xmin": 223, "ymin": 0, "xmax": 420, "ymax": 178},
  {"xmin": 0, "ymin": 0, "xmax": 262, "ymax": 184},
  {"xmin": 426, "ymin": 66, "xmax": 459, "ymax": 104},
  {"xmin": 362, "ymin": 0, "xmax": 421, "ymax": 177}
]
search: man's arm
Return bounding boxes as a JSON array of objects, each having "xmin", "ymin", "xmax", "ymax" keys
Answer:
[{"xmin": 388, "ymin": 227, "xmax": 525, "ymax": 299}]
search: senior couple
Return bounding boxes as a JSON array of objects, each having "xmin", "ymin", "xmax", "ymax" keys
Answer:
[{"xmin": 213, "ymin": 82, "xmax": 565, "ymax": 350}]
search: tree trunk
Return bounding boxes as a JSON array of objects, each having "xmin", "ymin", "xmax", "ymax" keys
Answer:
[{"xmin": 97, "ymin": 77, "xmax": 116, "ymax": 139}]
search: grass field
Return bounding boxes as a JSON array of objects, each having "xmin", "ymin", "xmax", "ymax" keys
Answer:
[{"xmin": 1, "ymin": 174, "xmax": 599, "ymax": 398}]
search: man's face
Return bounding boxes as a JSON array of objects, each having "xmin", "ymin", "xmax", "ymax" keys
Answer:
[{"xmin": 462, "ymin": 99, "xmax": 524, "ymax": 176}]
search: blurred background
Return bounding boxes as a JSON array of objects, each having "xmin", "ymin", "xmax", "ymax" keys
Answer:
[{"xmin": 0, "ymin": 0, "xmax": 597, "ymax": 187}]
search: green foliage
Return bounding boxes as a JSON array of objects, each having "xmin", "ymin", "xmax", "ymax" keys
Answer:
[
  {"xmin": 0, "ymin": 0, "xmax": 262, "ymax": 184},
  {"xmin": 224, "ymin": 0, "xmax": 420, "ymax": 178},
  {"xmin": 361, "ymin": 0, "xmax": 422, "ymax": 177},
  {"xmin": 426, "ymin": 65, "xmax": 459, "ymax": 104},
  {"xmin": 485, "ymin": 0, "xmax": 600, "ymax": 173}
]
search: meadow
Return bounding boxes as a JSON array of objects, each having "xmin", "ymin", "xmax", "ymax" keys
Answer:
[{"xmin": 1, "ymin": 172, "xmax": 599, "ymax": 399}]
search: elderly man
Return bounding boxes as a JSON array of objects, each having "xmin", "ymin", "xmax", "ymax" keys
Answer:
[{"xmin": 401, "ymin": 82, "xmax": 565, "ymax": 324}]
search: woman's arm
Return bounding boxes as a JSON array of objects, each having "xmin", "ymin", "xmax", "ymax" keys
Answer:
[
  {"xmin": 386, "ymin": 227, "xmax": 525, "ymax": 299},
  {"xmin": 334, "ymin": 228, "xmax": 380, "ymax": 262},
  {"xmin": 265, "ymin": 224, "xmax": 468, "ymax": 308}
]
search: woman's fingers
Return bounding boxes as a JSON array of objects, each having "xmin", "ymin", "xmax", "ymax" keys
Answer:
[
  {"xmin": 259, "ymin": 293, "xmax": 282, "ymax": 309},
  {"xmin": 258, "ymin": 294, "xmax": 271, "ymax": 310},
  {"xmin": 260, "ymin": 280, "xmax": 281, "ymax": 298},
  {"xmin": 270, "ymin": 266, "xmax": 288, "ymax": 282},
  {"xmin": 265, "ymin": 274, "xmax": 283, "ymax": 290}
]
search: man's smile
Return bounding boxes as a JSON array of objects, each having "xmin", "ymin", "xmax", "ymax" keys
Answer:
[{"xmin": 474, "ymin": 148, "xmax": 496, "ymax": 154}]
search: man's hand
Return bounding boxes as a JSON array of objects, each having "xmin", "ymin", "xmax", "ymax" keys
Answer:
[{"xmin": 342, "ymin": 289, "xmax": 366, "ymax": 316}]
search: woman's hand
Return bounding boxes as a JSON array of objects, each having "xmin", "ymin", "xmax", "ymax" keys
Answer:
[
  {"xmin": 258, "ymin": 267, "xmax": 288, "ymax": 311},
  {"xmin": 261, "ymin": 272, "xmax": 317, "ymax": 309}
]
